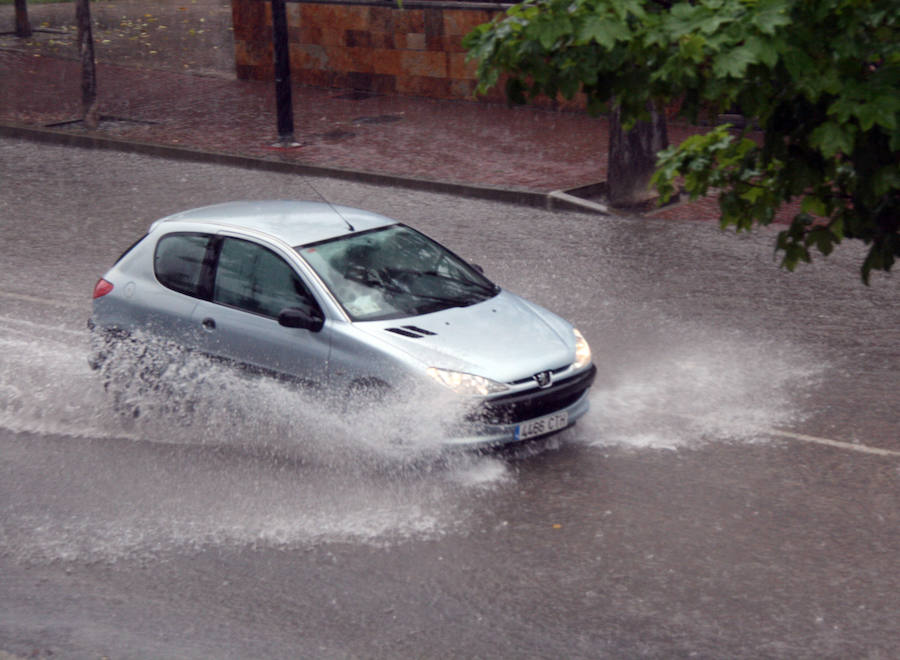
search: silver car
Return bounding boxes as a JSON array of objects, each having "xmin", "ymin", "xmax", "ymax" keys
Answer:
[{"xmin": 89, "ymin": 201, "xmax": 595, "ymax": 448}]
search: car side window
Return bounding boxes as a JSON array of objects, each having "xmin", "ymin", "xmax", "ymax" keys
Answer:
[
  {"xmin": 154, "ymin": 233, "xmax": 213, "ymax": 297},
  {"xmin": 213, "ymin": 238, "xmax": 318, "ymax": 318}
]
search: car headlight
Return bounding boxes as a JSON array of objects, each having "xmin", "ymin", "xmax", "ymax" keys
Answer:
[
  {"xmin": 426, "ymin": 367, "xmax": 509, "ymax": 396},
  {"xmin": 573, "ymin": 328, "xmax": 592, "ymax": 369}
]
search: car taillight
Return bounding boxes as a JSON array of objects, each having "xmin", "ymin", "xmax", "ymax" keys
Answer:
[{"xmin": 93, "ymin": 278, "xmax": 114, "ymax": 299}]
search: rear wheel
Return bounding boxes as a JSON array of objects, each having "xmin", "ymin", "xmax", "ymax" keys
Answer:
[{"xmin": 92, "ymin": 330, "xmax": 196, "ymax": 422}]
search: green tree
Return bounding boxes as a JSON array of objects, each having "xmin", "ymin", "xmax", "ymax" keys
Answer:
[{"xmin": 464, "ymin": 0, "xmax": 899, "ymax": 283}]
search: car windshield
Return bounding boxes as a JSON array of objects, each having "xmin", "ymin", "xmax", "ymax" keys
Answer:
[{"xmin": 297, "ymin": 224, "xmax": 499, "ymax": 321}]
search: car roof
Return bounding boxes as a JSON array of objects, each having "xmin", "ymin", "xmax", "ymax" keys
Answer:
[{"xmin": 151, "ymin": 201, "xmax": 397, "ymax": 246}]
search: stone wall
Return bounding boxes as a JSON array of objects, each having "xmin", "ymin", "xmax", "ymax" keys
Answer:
[{"xmin": 231, "ymin": 0, "xmax": 509, "ymax": 101}]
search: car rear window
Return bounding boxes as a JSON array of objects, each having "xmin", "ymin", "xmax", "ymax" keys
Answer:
[{"xmin": 154, "ymin": 233, "xmax": 211, "ymax": 297}]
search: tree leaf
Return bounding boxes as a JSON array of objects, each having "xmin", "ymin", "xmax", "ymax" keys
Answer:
[
  {"xmin": 577, "ymin": 15, "xmax": 621, "ymax": 49},
  {"xmin": 743, "ymin": 35, "xmax": 777, "ymax": 69},
  {"xmin": 712, "ymin": 45, "xmax": 758, "ymax": 79},
  {"xmin": 809, "ymin": 121, "xmax": 856, "ymax": 157},
  {"xmin": 801, "ymin": 195, "xmax": 827, "ymax": 217},
  {"xmin": 751, "ymin": 0, "xmax": 792, "ymax": 35},
  {"xmin": 855, "ymin": 93, "xmax": 900, "ymax": 132},
  {"xmin": 537, "ymin": 16, "xmax": 572, "ymax": 50}
]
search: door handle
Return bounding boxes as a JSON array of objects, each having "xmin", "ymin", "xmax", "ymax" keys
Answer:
[{"xmin": 201, "ymin": 317, "xmax": 216, "ymax": 331}]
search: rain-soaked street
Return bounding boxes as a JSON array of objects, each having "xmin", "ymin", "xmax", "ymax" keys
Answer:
[{"xmin": 1, "ymin": 137, "xmax": 898, "ymax": 658}]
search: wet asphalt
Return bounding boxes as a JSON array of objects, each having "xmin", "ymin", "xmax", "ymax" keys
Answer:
[{"xmin": 0, "ymin": 138, "xmax": 898, "ymax": 658}]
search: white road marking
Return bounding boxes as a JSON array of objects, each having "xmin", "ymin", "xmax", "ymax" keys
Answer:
[
  {"xmin": 669, "ymin": 411, "xmax": 900, "ymax": 458},
  {"xmin": 768, "ymin": 428, "xmax": 900, "ymax": 458}
]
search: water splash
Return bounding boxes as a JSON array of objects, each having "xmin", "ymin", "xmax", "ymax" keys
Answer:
[
  {"xmin": 0, "ymin": 318, "xmax": 513, "ymax": 562},
  {"xmin": 88, "ymin": 329, "xmax": 483, "ymax": 466},
  {"xmin": 0, "ymin": 316, "xmax": 112, "ymax": 438},
  {"xmin": 580, "ymin": 324, "xmax": 825, "ymax": 451}
]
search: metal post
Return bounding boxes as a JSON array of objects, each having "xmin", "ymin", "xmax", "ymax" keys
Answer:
[
  {"xmin": 270, "ymin": 0, "xmax": 296, "ymax": 147},
  {"xmin": 14, "ymin": 0, "xmax": 32, "ymax": 38},
  {"xmin": 76, "ymin": 0, "xmax": 99, "ymax": 129}
]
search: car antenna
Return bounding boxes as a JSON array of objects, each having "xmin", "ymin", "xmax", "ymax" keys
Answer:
[{"xmin": 306, "ymin": 180, "xmax": 355, "ymax": 232}]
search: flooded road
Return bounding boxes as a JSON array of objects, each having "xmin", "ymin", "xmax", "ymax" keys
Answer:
[{"xmin": 1, "ymin": 137, "xmax": 898, "ymax": 658}]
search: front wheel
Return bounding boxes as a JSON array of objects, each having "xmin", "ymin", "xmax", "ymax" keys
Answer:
[{"xmin": 343, "ymin": 378, "xmax": 392, "ymax": 414}]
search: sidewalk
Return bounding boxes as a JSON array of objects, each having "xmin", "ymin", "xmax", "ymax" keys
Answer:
[{"xmin": 0, "ymin": 0, "xmax": 719, "ymax": 220}]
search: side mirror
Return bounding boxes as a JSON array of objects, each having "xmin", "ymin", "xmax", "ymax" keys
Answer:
[
  {"xmin": 278, "ymin": 305, "xmax": 324, "ymax": 332},
  {"xmin": 471, "ymin": 263, "xmax": 485, "ymax": 274}
]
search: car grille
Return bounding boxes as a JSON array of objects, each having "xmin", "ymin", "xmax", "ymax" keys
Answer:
[{"xmin": 470, "ymin": 366, "xmax": 596, "ymax": 425}]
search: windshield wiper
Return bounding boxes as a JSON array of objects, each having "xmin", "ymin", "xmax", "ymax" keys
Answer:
[
  {"xmin": 357, "ymin": 268, "xmax": 496, "ymax": 311},
  {"xmin": 367, "ymin": 276, "xmax": 481, "ymax": 309},
  {"xmin": 421, "ymin": 271, "xmax": 498, "ymax": 296}
]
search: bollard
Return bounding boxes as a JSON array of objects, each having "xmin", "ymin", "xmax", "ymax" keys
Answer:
[{"xmin": 270, "ymin": 0, "xmax": 296, "ymax": 147}]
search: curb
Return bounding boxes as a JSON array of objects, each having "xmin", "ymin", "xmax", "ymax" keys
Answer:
[{"xmin": 0, "ymin": 122, "xmax": 610, "ymax": 215}]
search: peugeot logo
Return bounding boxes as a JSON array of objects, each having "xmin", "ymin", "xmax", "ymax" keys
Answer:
[{"xmin": 534, "ymin": 371, "xmax": 552, "ymax": 389}]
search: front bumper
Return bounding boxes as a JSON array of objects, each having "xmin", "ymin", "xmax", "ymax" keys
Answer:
[{"xmin": 441, "ymin": 365, "xmax": 596, "ymax": 449}]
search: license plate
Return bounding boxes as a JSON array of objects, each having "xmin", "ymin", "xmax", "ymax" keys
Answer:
[{"xmin": 515, "ymin": 411, "xmax": 568, "ymax": 441}]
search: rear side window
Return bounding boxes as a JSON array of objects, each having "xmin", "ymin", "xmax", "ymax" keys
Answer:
[{"xmin": 154, "ymin": 233, "xmax": 212, "ymax": 297}]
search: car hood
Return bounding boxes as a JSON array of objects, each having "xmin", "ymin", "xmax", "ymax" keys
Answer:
[{"xmin": 356, "ymin": 290, "xmax": 575, "ymax": 384}]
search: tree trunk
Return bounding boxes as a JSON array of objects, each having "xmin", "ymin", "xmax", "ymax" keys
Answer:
[
  {"xmin": 14, "ymin": 0, "xmax": 32, "ymax": 38},
  {"xmin": 607, "ymin": 101, "xmax": 668, "ymax": 207},
  {"xmin": 76, "ymin": 0, "xmax": 99, "ymax": 129}
]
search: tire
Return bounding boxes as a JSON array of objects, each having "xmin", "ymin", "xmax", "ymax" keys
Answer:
[
  {"xmin": 343, "ymin": 378, "xmax": 391, "ymax": 414},
  {"xmin": 94, "ymin": 332, "xmax": 194, "ymax": 422}
]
